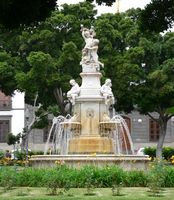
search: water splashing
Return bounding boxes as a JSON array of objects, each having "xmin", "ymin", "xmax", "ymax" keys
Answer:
[
  {"xmin": 44, "ymin": 114, "xmax": 134, "ymax": 155},
  {"xmin": 44, "ymin": 115, "xmax": 72, "ymax": 155},
  {"xmin": 111, "ymin": 115, "xmax": 134, "ymax": 155}
]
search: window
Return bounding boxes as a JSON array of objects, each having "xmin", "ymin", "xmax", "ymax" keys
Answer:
[
  {"xmin": 149, "ymin": 119, "xmax": 160, "ymax": 142},
  {"xmin": 0, "ymin": 120, "xmax": 10, "ymax": 143},
  {"xmin": 0, "ymin": 91, "xmax": 12, "ymax": 110}
]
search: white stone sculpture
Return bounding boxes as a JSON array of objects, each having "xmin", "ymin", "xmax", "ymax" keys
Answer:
[
  {"xmin": 70, "ymin": 113, "xmax": 79, "ymax": 122},
  {"xmin": 100, "ymin": 79, "xmax": 115, "ymax": 105},
  {"xmin": 102, "ymin": 112, "xmax": 110, "ymax": 122},
  {"xmin": 67, "ymin": 79, "xmax": 80, "ymax": 105},
  {"xmin": 80, "ymin": 25, "xmax": 104, "ymax": 70}
]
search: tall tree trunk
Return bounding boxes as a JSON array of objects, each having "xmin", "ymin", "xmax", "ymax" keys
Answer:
[{"xmin": 156, "ymin": 118, "xmax": 167, "ymax": 159}]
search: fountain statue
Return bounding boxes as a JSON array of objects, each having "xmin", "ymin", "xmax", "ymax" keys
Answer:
[
  {"xmin": 67, "ymin": 79, "xmax": 80, "ymax": 105},
  {"xmin": 30, "ymin": 26, "xmax": 149, "ymax": 169}
]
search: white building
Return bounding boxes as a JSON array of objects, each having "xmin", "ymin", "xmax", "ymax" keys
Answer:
[{"xmin": 0, "ymin": 90, "xmax": 25, "ymax": 150}]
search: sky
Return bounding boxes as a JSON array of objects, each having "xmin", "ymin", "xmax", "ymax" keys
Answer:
[{"xmin": 58, "ymin": 0, "xmax": 152, "ymax": 15}]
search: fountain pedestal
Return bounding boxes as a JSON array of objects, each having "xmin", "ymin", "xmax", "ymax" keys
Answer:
[
  {"xmin": 67, "ymin": 67, "xmax": 114, "ymax": 154},
  {"xmin": 68, "ymin": 137, "xmax": 113, "ymax": 154},
  {"xmin": 68, "ymin": 97, "xmax": 114, "ymax": 154}
]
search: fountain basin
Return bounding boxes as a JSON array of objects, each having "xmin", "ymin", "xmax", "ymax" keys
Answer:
[
  {"xmin": 60, "ymin": 121, "xmax": 81, "ymax": 136},
  {"xmin": 30, "ymin": 154, "xmax": 150, "ymax": 170},
  {"xmin": 99, "ymin": 121, "xmax": 119, "ymax": 136},
  {"xmin": 60, "ymin": 121, "xmax": 81, "ymax": 129}
]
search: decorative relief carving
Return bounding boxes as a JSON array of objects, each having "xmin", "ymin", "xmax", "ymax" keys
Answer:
[{"xmin": 86, "ymin": 108, "xmax": 94, "ymax": 118}]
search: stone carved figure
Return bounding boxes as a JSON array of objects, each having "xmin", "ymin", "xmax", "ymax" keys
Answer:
[
  {"xmin": 80, "ymin": 25, "xmax": 104, "ymax": 70},
  {"xmin": 67, "ymin": 79, "xmax": 80, "ymax": 105},
  {"xmin": 102, "ymin": 112, "xmax": 111, "ymax": 122},
  {"xmin": 100, "ymin": 79, "xmax": 115, "ymax": 105},
  {"xmin": 70, "ymin": 113, "xmax": 79, "ymax": 122}
]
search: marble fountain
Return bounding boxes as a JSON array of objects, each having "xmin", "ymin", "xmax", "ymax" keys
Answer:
[{"xmin": 30, "ymin": 25, "xmax": 149, "ymax": 170}]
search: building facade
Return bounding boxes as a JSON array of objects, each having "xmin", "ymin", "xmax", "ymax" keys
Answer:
[{"xmin": 0, "ymin": 91, "xmax": 25, "ymax": 150}]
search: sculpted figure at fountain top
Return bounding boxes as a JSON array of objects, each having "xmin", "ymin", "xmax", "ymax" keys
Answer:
[
  {"xmin": 80, "ymin": 25, "xmax": 104, "ymax": 70},
  {"xmin": 67, "ymin": 79, "xmax": 80, "ymax": 105},
  {"xmin": 100, "ymin": 79, "xmax": 115, "ymax": 105}
]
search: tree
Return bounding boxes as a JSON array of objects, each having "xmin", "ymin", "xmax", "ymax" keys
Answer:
[
  {"xmin": 0, "ymin": 2, "xmax": 96, "ymax": 115},
  {"xmin": 22, "ymin": 93, "xmax": 46, "ymax": 163},
  {"xmin": 0, "ymin": 50, "xmax": 19, "ymax": 95},
  {"xmin": 88, "ymin": 0, "xmax": 174, "ymax": 33},
  {"xmin": 139, "ymin": 0, "xmax": 174, "ymax": 32},
  {"xmin": 95, "ymin": 9, "xmax": 142, "ymax": 112},
  {"xmin": 95, "ymin": 9, "xmax": 174, "ymax": 159},
  {"xmin": 6, "ymin": 133, "xmax": 20, "ymax": 149},
  {"xmin": 0, "ymin": 0, "xmax": 57, "ymax": 28},
  {"xmin": 129, "ymin": 32, "xmax": 174, "ymax": 159}
]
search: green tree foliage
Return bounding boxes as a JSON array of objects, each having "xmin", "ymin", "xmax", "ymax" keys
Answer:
[
  {"xmin": 0, "ymin": 1, "xmax": 96, "ymax": 112},
  {"xmin": 134, "ymin": 33, "xmax": 174, "ymax": 158},
  {"xmin": 88, "ymin": 0, "xmax": 174, "ymax": 32},
  {"xmin": 0, "ymin": 0, "xmax": 57, "ymax": 28},
  {"xmin": 6, "ymin": 133, "xmax": 17, "ymax": 146},
  {"xmin": 6, "ymin": 133, "xmax": 20, "ymax": 146},
  {"xmin": 139, "ymin": 0, "xmax": 174, "ymax": 32},
  {"xmin": 95, "ymin": 10, "xmax": 142, "ymax": 112},
  {"xmin": 95, "ymin": 9, "xmax": 174, "ymax": 159},
  {"xmin": 0, "ymin": 50, "xmax": 18, "ymax": 95}
]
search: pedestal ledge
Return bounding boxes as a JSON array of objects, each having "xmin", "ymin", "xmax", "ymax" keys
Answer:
[{"xmin": 30, "ymin": 154, "xmax": 150, "ymax": 170}]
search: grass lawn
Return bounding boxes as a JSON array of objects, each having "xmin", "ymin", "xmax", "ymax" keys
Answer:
[{"xmin": 0, "ymin": 187, "xmax": 174, "ymax": 200}]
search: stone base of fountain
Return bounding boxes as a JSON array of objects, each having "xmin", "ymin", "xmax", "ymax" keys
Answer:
[
  {"xmin": 30, "ymin": 154, "xmax": 150, "ymax": 170},
  {"xmin": 68, "ymin": 137, "xmax": 113, "ymax": 154}
]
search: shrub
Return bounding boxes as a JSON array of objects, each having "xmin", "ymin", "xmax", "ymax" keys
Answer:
[
  {"xmin": 0, "ymin": 158, "xmax": 13, "ymax": 166},
  {"xmin": 15, "ymin": 168, "xmax": 46, "ymax": 187},
  {"xmin": 14, "ymin": 151, "xmax": 26, "ymax": 160},
  {"xmin": 29, "ymin": 151, "xmax": 44, "ymax": 156},
  {"xmin": 147, "ymin": 160, "xmax": 167, "ymax": 196},
  {"xmin": 0, "ymin": 151, "xmax": 4, "ymax": 159},
  {"xmin": 79, "ymin": 166, "xmax": 98, "ymax": 195},
  {"xmin": 0, "ymin": 167, "xmax": 16, "ymax": 191},
  {"xmin": 43, "ymin": 165, "xmax": 72, "ymax": 195},
  {"xmin": 144, "ymin": 147, "xmax": 156, "ymax": 159},
  {"xmin": 162, "ymin": 147, "xmax": 174, "ymax": 160},
  {"xmin": 125, "ymin": 170, "xmax": 148, "ymax": 187},
  {"xmin": 1, "ymin": 164, "xmax": 174, "ymax": 189},
  {"xmin": 144, "ymin": 146, "xmax": 174, "ymax": 161},
  {"xmin": 105, "ymin": 166, "xmax": 125, "ymax": 196},
  {"xmin": 163, "ymin": 166, "xmax": 174, "ymax": 187}
]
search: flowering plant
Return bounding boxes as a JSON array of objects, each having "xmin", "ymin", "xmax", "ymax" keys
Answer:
[{"xmin": 170, "ymin": 155, "xmax": 174, "ymax": 164}]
